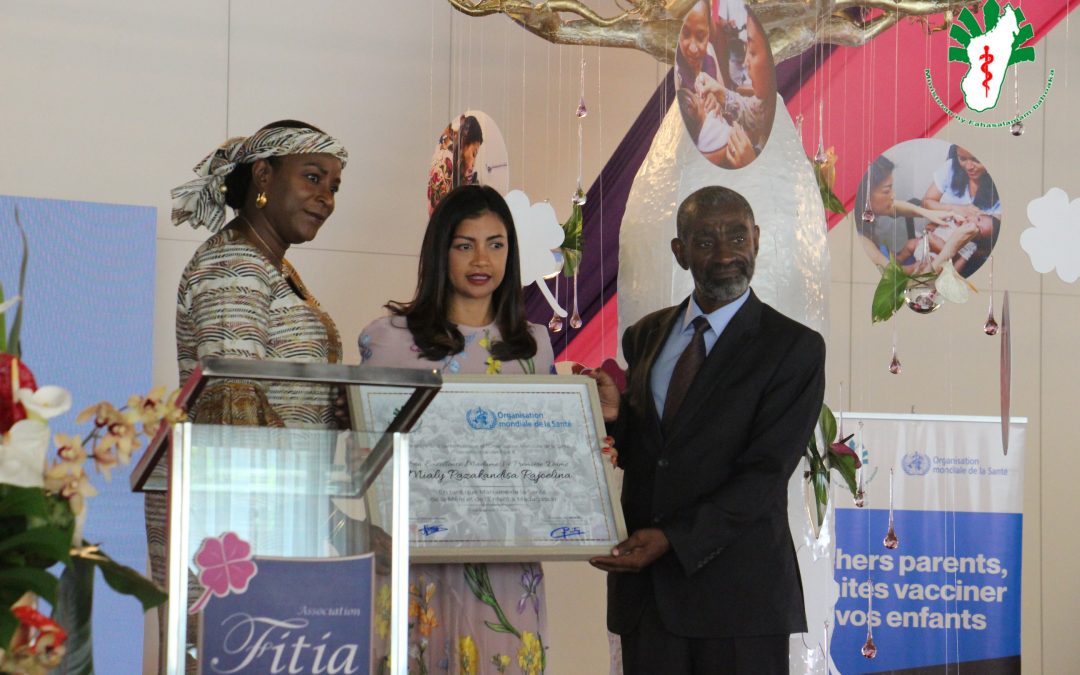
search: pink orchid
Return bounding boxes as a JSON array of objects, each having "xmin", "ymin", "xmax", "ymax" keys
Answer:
[
  {"xmin": 829, "ymin": 434, "xmax": 862, "ymax": 469},
  {"xmin": 189, "ymin": 532, "xmax": 258, "ymax": 614}
]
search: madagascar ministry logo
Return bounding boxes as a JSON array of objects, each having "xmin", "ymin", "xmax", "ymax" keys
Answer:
[{"xmin": 925, "ymin": 0, "xmax": 1053, "ymax": 129}]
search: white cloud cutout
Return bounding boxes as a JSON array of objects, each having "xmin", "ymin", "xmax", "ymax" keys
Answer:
[
  {"xmin": 1021, "ymin": 188, "xmax": 1080, "ymax": 283},
  {"xmin": 504, "ymin": 189, "xmax": 567, "ymax": 316}
]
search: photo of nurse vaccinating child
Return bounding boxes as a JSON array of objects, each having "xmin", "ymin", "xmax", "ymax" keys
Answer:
[
  {"xmin": 674, "ymin": 0, "xmax": 777, "ymax": 170},
  {"xmin": 855, "ymin": 138, "xmax": 1002, "ymax": 278}
]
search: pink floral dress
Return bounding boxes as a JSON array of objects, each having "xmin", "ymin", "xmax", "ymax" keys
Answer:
[{"xmin": 359, "ymin": 316, "xmax": 555, "ymax": 674}]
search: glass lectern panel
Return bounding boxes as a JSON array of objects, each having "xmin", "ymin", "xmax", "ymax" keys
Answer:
[{"xmin": 132, "ymin": 358, "xmax": 439, "ymax": 675}]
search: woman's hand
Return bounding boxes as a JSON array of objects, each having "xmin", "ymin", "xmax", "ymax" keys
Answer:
[
  {"xmin": 724, "ymin": 122, "xmax": 755, "ymax": 167},
  {"xmin": 600, "ymin": 435, "xmax": 619, "ymax": 469}
]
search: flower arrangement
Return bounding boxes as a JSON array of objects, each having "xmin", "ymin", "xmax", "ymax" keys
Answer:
[
  {"xmin": 804, "ymin": 403, "xmax": 863, "ymax": 536},
  {"xmin": 0, "ymin": 209, "xmax": 170, "ymax": 674}
]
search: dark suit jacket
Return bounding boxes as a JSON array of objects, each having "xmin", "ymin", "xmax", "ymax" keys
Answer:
[{"xmin": 608, "ymin": 291, "xmax": 825, "ymax": 639}]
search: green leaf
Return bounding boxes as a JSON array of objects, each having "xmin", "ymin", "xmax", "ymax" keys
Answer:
[
  {"xmin": 8, "ymin": 205, "xmax": 29, "ymax": 359},
  {"xmin": 560, "ymin": 203, "xmax": 584, "ymax": 277},
  {"xmin": 827, "ymin": 451, "xmax": 860, "ymax": 500},
  {"xmin": 819, "ymin": 405, "xmax": 837, "ymax": 445},
  {"xmin": 871, "ymin": 258, "xmax": 910, "ymax": 323},
  {"xmin": 948, "ymin": 46, "xmax": 971, "ymax": 64},
  {"xmin": 54, "ymin": 556, "xmax": 96, "ymax": 675},
  {"xmin": 0, "ymin": 608, "xmax": 16, "ymax": 652},
  {"xmin": 0, "ymin": 484, "xmax": 49, "ymax": 519},
  {"xmin": 73, "ymin": 547, "xmax": 167, "ymax": 612},
  {"xmin": 483, "ymin": 620, "xmax": 516, "ymax": 634},
  {"xmin": 949, "ymin": 23, "xmax": 972, "ymax": 47},
  {"xmin": 0, "ymin": 526, "xmax": 72, "ymax": 566},
  {"xmin": 957, "ymin": 7, "xmax": 984, "ymax": 38},
  {"xmin": 561, "ymin": 248, "xmax": 583, "ymax": 278},
  {"xmin": 0, "ymin": 566, "xmax": 59, "ymax": 604},
  {"xmin": 1009, "ymin": 46, "xmax": 1036, "ymax": 66},
  {"xmin": 811, "ymin": 469, "xmax": 829, "ymax": 528},
  {"xmin": 814, "ymin": 163, "xmax": 845, "ymax": 215},
  {"xmin": 983, "ymin": 0, "xmax": 1000, "ymax": 32}
]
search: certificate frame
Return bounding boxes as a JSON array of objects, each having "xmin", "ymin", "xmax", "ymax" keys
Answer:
[{"xmin": 347, "ymin": 374, "xmax": 626, "ymax": 562}]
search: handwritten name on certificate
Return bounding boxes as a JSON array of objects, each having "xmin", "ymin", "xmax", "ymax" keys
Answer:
[{"xmin": 353, "ymin": 375, "xmax": 626, "ymax": 562}]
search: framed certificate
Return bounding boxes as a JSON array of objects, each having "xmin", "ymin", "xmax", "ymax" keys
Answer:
[{"xmin": 348, "ymin": 375, "xmax": 626, "ymax": 562}]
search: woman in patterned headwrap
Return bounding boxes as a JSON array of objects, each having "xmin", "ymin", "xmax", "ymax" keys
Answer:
[
  {"xmin": 170, "ymin": 119, "xmax": 348, "ymax": 426},
  {"xmin": 148, "ymin": 120, "xmax": 349, "ymax": 670}
]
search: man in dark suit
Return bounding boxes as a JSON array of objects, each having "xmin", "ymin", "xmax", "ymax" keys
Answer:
[{"xmin": 590, "ymin": 186, "xmax": 825, "ymax": 673}]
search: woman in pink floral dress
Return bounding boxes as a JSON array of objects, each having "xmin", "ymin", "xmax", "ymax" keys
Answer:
[{"xmin": 360, "ymin": 185, "xmax": 554, "ymax": 674}]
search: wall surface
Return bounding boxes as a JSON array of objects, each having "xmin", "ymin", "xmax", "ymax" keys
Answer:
[{"xmin": 0, "ymin": 0, "xmax": 1076, "ymax": 672}]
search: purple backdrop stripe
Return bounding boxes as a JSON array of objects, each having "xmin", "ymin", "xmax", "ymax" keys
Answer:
[
  {"xmin": 525, "ymin": 57, "xmax": 828, "ymax": 360},
  {"xmin": 525, "ymin": 74, "xmax": 676, "ymax": 357}
]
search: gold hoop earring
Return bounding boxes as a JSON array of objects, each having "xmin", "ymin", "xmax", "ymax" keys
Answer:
[{"xmin": 255, "ymin": 192, "xmax": 268, "ymax": 209}]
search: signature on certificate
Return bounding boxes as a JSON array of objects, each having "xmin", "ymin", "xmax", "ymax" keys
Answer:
[
  {"xmin": 549, "ymin": 526, "xmax": 585, "ymax": 540},
  {"xmin": 419, "ymin": 525, "xmax": 448, "ymax": 536}
]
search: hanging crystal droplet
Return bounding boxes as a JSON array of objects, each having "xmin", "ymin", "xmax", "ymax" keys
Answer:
[
  {"xmin": 888, "ymin": 350, "xmax": 902, "ymax": 375},
  {"xmin": 548, "ymin": 312, "xmax": 564, "ymax": 333},
  {"xmin": 1010, "ymin": 121, "xmax": 1025, "ymax": 136},
  {"xmin": 861, "ymin": 207, "xmax": 876, "ymax": 223},
  {"xmin": 904, "ymin": 277, "xmax": 941, "ymax": 314},
  {"xmin": 575, "ymin": 96, "xmax": 588, "ymax": 118},
  {"xmin": 883, "ymin": 524, "xmax": 899, "ymax": 549},
  {"xmin": 572, "ymin": 186, "xmax": 587, "ymax": 206},
  {"xmin": 855, "ymin": 489, "xmax": 866, "ymax": 508},
  {"xmin": 814, "ymin": 146, "xmax": 828, "ymax": 165},
  {"xmin": 984, "ymin": 312, "xmax": 999, "ymax": 335},
  {"xmin": 861, "ymin": 629, "xmax": 878, "ymax": 658},
  {"xmin": 569, "ymin": 275, "xmax": 583, "ymax": 328}
]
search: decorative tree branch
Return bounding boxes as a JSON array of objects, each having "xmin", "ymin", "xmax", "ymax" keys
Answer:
[{"xmin": 446, "ymin": 0, "xmax": 971, "ymax": 63}]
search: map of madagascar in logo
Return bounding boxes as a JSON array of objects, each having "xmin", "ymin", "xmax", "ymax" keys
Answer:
[
  {"xmin": 926, "ymin": 0, "xmax": 1053, "ymax": 129},
  {"xmin": 947, "ymin": 0, "xmax": 1035, "ymax": 112}
]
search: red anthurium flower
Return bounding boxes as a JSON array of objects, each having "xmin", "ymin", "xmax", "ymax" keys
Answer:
[
  {"xmin": 12, "ymin": 605, "xmax": 68, "ymax": 651},
  {"xmin": 829, "ymin": 434, "xmax": 862, "ymax": 469},
  {"xmin": 0, "ymin": 355, "xmax": 38, "ymax": 434}
]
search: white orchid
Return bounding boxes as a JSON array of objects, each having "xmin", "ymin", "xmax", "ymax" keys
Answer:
[
  {"xmin": 934, "ymin": 260, "xmax": 971, "ymax": 304},
  {"xmin": 0, "ymin": 419, "xmax": 49, "ymax": 488},
  {"xmin": 17, "ymin": 385, "xmax": 72, "ymax": 421}
]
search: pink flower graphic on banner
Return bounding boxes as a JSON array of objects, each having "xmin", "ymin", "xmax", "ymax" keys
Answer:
[{"xmin": 189, "ymin": 532, "xmax": 258, "ymax": 614}]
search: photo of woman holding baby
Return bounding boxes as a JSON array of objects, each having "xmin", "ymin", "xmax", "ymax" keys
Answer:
[
  {"xmin": 674, "ymin": 0, "xmax": 777, "ymax": 170},
  {"xmin": 855, "ymin": 139, "xmax": 1002, "ymax": 278}
]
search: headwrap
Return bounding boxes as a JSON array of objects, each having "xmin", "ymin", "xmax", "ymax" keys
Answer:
[{"xmin": 171, "ymin": 126, "xmax": 349, "ymax": 232}]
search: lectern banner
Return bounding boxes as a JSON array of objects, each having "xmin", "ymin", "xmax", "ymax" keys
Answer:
[{"xmin": 830, "ymin": 414, "xmax": 1025, "ymax": 674}]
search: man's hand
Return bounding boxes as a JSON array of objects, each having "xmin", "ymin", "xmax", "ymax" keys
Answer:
[
  {"xmin": 585, "ymin": 368, "xmax": 621, "ymax": 422},
  {"xmin": 589, "ymin": 528, "xmax": 670, "ymax": 573}
]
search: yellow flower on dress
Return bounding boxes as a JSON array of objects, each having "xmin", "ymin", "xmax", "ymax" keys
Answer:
[
  {"xmin": 417, "ymin": 606, "xmax": 437, "ymax": 636},
  {"xmin": 492, "ymin": 653, "xmax": 511, "ymax": 673},
  {"xmin": 517, "ymin": 631, "xmax": 543, "ymax": 675},
  {"xmin": 374, "ymin": 585, "xmax": 392, "ymax": 639},
  {"xmin": 458, "ymin": 635, "xmax": 478, "ymax": 675},
  {"xmin": 485, "ymin": 356, "xmax": 502, "ymax": 375},
  {"xmin": 478, "ymin": 336, "xmax": 490, "ymax": 349}
]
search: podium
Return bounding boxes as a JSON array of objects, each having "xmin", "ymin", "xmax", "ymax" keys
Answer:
[{"xmin": 131, "ymin": 357, "xmax": 441, "ymax": 674}]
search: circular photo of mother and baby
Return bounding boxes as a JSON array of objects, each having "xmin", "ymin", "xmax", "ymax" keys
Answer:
[
  {"xmin": 856, "ymin": 138, "xmax": 1002, "ymax": 279},
  {"xmin": 674, "ymin": 0, "xmax": 778, "ymax": 170},
  {"xmin": 427, "ymin": 110, "xmax": 509, "ymax": 214}
]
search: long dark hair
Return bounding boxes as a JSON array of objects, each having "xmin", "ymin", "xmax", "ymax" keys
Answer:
[
  {"xmin": 223, "ymin": 119, "xmax": 324, "ymax": 209},
  {"xmin": 387, "ymin": 185, "xmax": 537, "ymax": 362},
  {"xmin": 453, "ymin": 115, "xmax": 483, "ymax": 187},
  {"xmin": 947, "ymin": 144, "xmax": 999, "ymax": 210}
]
